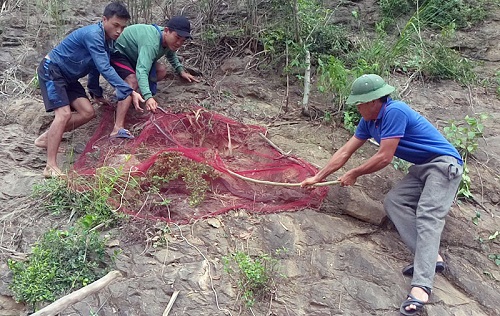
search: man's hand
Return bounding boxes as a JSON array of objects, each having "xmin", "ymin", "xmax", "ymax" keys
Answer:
[
  {"xmin": 145, "ymin": 97, "xmax": 158, "ymax": 113},
  {"xmin": 338, "ymin": 170, "xmax": 358, "ymax": 186},
  {"xmin": 180, "ymin": 71, "xmax": 200, "ymax": 83},
  {"xmin": 300, "ymin": 176, "xmax": 320, "ymax": 188},
  {"xmin": 130, "ymin": 91, "xmax": 145, "ymax": 111},
  {"xmin": 93, "ymin": 96, "xmax": 111, "ymax": 106}
]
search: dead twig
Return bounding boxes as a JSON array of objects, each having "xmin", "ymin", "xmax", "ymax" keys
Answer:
[
  {"xmin": 162, "ymin": 290, "xmax": 180, "ymax": 316},
  {"xmin": 227, "ymin": 123, "xmax": 233, "ymax": 157}
]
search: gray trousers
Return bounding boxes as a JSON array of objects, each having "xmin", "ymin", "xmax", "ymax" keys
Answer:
[{"xmin": 383, "ymin": 155, "xmax": 463, "ymax": 290}]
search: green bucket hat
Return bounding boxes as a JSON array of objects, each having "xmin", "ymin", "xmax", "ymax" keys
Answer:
[{"xmin": 346, "ymin": 74, "xmax": 395, "ymax": 106}]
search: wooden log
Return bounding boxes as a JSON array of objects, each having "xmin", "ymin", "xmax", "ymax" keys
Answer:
[{"xmin": 31, "ymin": 270, "xmax": 123, "ymax": 316}]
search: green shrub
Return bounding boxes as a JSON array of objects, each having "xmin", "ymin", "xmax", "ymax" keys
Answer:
[
  {"xmin": 32, "ymin": 167, "xmax": 131, "ymax": 229},
  {"xmin": 223, "ymin": 251, "xmax": 283, "ymax": 308},
  {"xmin": 8, "ymin": 228, "xmax": 111, "ymax": 308},
  {"xmin": 443, "ymin": 114, "xmax": 488, "ymax": 199},
  {"xmin": 147, "ymin": 152, "xmax": 217, "ymax": 207}
]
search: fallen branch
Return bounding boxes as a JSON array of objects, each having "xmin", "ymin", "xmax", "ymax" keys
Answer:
[
  {"xmin": 162, "ymin": 290, "xmax": 180, "ymax": 316},
  {"xmin": 31, "ymin": 270, "xmax": 123, "ymax": 316},
  {"xmin": 227, "ymin": 123, "xmax": 233, "ymax": 157},
  {"xmin": 226, "ymin": 168, "xmax": 339, "ymax": 187}
]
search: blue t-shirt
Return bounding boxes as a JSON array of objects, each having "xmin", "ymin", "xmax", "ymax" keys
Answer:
[{"xmin": 354, "ymin": 98, "xmax": 462, "ymax": 165}]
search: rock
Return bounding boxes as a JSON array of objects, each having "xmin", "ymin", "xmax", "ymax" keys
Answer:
[
  {"xmin": 0, "ymin": 295, "xmax": 25, "ymax": 316},
  {"xmin": 206, "ymin": 217, "xmax": 221, "ymax": 228},
  {"xmin": 219, "ymin": 56, "xmax": 253, "ymax": 74},
  {"xmin": 323, "ymin": 186, "xmax": 387, "ymax": 225}
]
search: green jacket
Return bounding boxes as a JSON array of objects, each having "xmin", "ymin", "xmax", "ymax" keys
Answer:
[{"xmin": 115, "ymin": 24, "xmax": 184, "ymax": 100}]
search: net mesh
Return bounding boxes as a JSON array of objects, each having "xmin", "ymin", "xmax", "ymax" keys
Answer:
[{"xmin": 73, "ymin": 106, "xmax": 328, "ymax": 223}]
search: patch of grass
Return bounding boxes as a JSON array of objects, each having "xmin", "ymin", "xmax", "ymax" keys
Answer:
[
  {"xmin": 417, "ymin": 0, "xmax": 491, "ymax": 30},
  {"xmin": 32, "ymin": 166, "xmax": 134, "ymax": 229},
  {"xmin": 378, "ymin": 0, "xmax": 494, "ymax": 30},
  {"xmin": 223, "ymin": 250, "xmax": 283, "ymax": 308},
  {"xmin": 8, "ymin": 228, "xmax": 111, "ymax": 309}
]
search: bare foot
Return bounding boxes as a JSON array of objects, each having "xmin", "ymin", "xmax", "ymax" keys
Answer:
[
  {"xmin": 43, "ymin": 166, "xmax": 66, "ymax": 179},
  {"xmin": 35, "ymin": 134, "xmax": 65, "ymax": 153}
]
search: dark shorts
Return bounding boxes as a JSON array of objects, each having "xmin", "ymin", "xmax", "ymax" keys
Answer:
[
  {"xmin": 110, "ymin": 52, "xmax": 158, "ymax": 95},
  {"xmin": 37, "ymin": 58, "xmax": 88, "ymax": 112},
  {"xmin": 110, "ymin": 52, "xmax": 136, "ymax": 79}
]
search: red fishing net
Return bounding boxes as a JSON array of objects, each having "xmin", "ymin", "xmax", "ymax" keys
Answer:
[{"xmin": 73, "ymin": 106, "xmax": 328, "ymax": 223}]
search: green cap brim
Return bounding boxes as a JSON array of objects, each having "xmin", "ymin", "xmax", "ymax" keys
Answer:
[{"xmin": 346, "ymin": 84, "xmax": 395, "ymax": 106}]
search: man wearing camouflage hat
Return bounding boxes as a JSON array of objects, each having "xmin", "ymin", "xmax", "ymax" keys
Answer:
[{"xmin": 301, "ymin": 74, "xmax": 463, "ymax": 315}]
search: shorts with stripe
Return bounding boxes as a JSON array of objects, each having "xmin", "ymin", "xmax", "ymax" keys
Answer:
[
  {"xmin": 110, "ymin": 52, "xmax": 158, "ymax": 95},
  {"xmin": 37, "ymin": 58, "xmax": 88, "ymax": 112}
]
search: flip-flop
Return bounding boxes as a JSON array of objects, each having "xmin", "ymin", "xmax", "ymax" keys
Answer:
[
  {"xmin": 110, "ymin": 128, "xmax": 135, "ymax": 139},
  {"xmin": 402, "ymin": 261, "xmax": 446, "ymax": 277}
]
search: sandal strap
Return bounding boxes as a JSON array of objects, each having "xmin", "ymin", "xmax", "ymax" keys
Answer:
[
  {"xmin": 401, "ymin": 294, "xmax": 426, "ymax": 310},
  {"xmin": 414, "ymin": 285, "xmax": 432, "ymax": 296}
]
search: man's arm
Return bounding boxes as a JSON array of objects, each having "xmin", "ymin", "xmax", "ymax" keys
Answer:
[
  {"xmin": 135, "ymin": 46, "xmax": 157, "ymax": 101},
  {"xmin": 339, "ymin": 137, "xmax": 400, "ymax": 186},
  {"xmin": 85, "ymin": 33, "xmax": 133, "ymax": 101},
  {"xmin": 165, "ymin": 50, "xmax": 199, "ymax": 82},
  {"xmin": 301, "ymin": 136, "xmax": 366, "ymax": 187},
  {"xmin": 165, "ymin": 50, "xmax": 183, "ymax": 74}
]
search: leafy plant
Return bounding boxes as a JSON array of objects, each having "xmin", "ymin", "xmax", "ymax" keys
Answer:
[
  {"xmin": 488, "ymin": 254, "xmax": 500, "ymax": 266},
  {"xmin": 444, "ymin": 114, "xmax": 488, "ymax": 199},
  {"xmin": 147, "ymin": 152, "xmax": 217, "ymax": 207},
  {"xmin": 222, "ymin": 251, "xmax": 283, "ymax": 308},
  {"xmin": 471, "ymin": 210, "xmax": 481, "ymax": 226},
  {"xmin": 8, "ymin": 228, "xmax": 110, "ymax": 308},
  {"xmin": 392, "ymin": 157, "xmax": 412, "ymax": 173}
]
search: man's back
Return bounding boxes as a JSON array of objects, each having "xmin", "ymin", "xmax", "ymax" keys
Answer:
[{"xmin": 48, "ymin": 23, "xmax": 110, "ymax": 81}]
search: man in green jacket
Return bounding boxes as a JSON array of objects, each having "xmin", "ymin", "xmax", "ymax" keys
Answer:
[{"xmin": 109, "ymin": 16, "xmax": 199, "ymax": 138}]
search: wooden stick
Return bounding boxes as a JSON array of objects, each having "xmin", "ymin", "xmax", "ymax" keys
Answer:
[
  {"xmin": 162, "ymin": 290, "xmax": 180, "ymax": 316},
  {"xmin": 31, "ymin": 271, "xmax": 122, "ymax": 316},
  {"xmin": 226, "ymin": 168, "xmax": 339, "ymax": 187},
  {"xmin": 227, "ymin": 123, "xmax": 233, "ymax": 157}
]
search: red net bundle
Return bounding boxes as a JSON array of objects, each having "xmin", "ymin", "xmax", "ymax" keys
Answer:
[{"xmin": 73, "ymin": 106, "xmax": 328, "ymax": 223}]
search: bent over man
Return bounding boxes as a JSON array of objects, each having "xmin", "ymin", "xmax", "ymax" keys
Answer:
[
  {"xmin": 35, "ymin": 1, "xmax": 143, "ymax": 177},
  {"xmin": 301, "ymin": 74, "xmax": 463, "ymax": 315},
  {"xmin": 109, "ymin": 16, "xmax": 199, "ymax": 139}
]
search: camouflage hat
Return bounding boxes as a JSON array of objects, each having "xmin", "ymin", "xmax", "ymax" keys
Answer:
[{"xmin": 346, "ymin": 74, "xmax": 395, "ymax": 106}]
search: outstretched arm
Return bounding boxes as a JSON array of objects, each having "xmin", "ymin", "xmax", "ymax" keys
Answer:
[
  {"xmin": 339, "ymin": 137, "xmax": 400, "ymax": 186},
  {"xmin": 301, "ymin": 136, "xmax": 366, "ymax": 187}
]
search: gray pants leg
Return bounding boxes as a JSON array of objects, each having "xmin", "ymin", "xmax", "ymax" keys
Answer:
[{"xmin": 384, "ymin": 156, "xmax": 462, "ymax": 290}]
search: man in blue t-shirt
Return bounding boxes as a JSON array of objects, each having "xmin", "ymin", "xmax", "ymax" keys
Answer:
[{"xmin": 301, "ymin": 74, "xmax": 463, "ymax": 315}]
